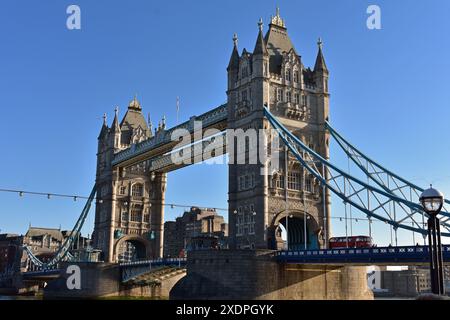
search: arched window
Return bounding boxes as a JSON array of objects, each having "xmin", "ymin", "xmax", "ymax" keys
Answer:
[{"xmin": 131, "ymin": 183, "xmax": 143, "ymax": 197}]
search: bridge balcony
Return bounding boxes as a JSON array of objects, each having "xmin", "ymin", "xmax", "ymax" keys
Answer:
[{"xmin": 280, "ymin": 103, "xmax": 307, "ymax": 121}]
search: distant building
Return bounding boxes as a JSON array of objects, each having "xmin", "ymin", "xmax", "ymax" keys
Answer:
[
  {"xmin": 163, "ymin": 207, "xmax": 228, "ymax": 258},
  {"xmin": 0, "ymin": 226, "xmax": 91, "ymax": 273},
  {"xmin": 0, "ymin": 234, "xmax": 22, "ymax": 274}
]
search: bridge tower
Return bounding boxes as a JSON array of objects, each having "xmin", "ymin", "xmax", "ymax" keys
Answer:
[
  {"xmin": 227, "ymin": 9, "xmax": 331, "ymax": 250},
  {"xmin": 93, "ymin": 98, "xmax": 166, "ymax": 262}
]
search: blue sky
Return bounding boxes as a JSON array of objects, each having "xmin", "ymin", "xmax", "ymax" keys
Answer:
[{"xmin": 0, "ymin": 0, "xmax": 449, "ymax": 246}]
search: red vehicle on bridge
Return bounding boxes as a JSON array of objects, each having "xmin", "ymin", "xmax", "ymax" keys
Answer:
[{"xmin": 329, "ymin": 236, "xmax": 373, "ymax": 249}]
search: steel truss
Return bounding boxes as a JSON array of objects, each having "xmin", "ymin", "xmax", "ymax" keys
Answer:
[
  {"xmin": 264, "ymin": 107, "xmax": 450, "ymax": 237},
  {"xmin": 24, "ymin": 186, "xmax": 96, "ymax": 269}
]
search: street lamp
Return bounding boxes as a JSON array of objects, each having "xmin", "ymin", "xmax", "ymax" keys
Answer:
[{"xmin": 420, "ymin": 185, "xmax": 445, "ymax": 295}]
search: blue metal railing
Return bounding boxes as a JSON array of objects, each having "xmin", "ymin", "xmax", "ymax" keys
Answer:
[{"xmin": 276, "ymin": 245, "xmax": 450, "ymax": 264}]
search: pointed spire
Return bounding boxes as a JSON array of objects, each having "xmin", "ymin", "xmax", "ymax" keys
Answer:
[
  {"xmin": 111, "ymin": 106, "xmax": 120, "ymax": 132},
  {"xmin": 147, "ymin": 113, "xmax": 153, "ymax": 136},
  {"xmin": 254, "ymin": 18, "xmax": 268, "ymax": 55},
  {"xmin": 314, "ymin": 37, "xmax": 328, "ymax": 72},
  {"xmin": 98, "ymin": 113, "xmax": 109, "ymax": 138},
  {"xmin": 227, "ymin": 33, "xmax": 240, "ymax": 71}
]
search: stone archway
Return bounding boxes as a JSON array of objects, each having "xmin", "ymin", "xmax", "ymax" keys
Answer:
[
  {"xmin": 113, "ymin": 235, "xmax": 153, "ymax": 263},
  {"xmin": 271, "ymin": 211, "xmax": 321, "ymax": 250}
]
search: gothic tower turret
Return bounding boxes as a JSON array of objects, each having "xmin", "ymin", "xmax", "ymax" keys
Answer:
[{"xmin": 227, "ymin": 8, "xmax": 332, "ymax": 250}]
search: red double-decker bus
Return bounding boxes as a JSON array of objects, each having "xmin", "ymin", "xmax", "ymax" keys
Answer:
[{"xmin": 329, "ymin": 236, "xmax": 373, "ymax": 249}]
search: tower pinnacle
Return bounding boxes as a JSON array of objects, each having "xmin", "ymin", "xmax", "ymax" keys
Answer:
[
  {"xmin": 258, "ymin": 18, "xmax": 263, "ymax": 32},
  {"xmin": 317, "ymin": 37, "xmax": 323, "ymax": 50},
  {"xmin": 233, "ymin": 33, "xmax": 238, "ymax": 47},
  {"xmin": 270, "ymin": 6, "xmax": 285, "ymax": 28}
]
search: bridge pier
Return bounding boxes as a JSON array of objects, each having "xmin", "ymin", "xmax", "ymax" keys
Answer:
[{"xmin": 170, "ymin": 250, "xmax": 373, "ymax": 300}]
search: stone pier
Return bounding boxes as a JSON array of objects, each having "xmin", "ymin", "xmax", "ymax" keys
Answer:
[{"xmin": 170, "ymin": 250, "xmax": 373, "ymax": 300}]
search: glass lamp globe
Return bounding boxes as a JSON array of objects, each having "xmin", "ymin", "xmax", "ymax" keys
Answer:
[{"xmin": 420, "ymin": 186, "xmax": 444, "ymax": 216}]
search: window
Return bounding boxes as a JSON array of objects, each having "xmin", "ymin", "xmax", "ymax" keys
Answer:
[
  {"xmin": 131, "ymin": 184, "xmax": 143, "ymax": 197},
  {"xmin": 277, "ymin": 88, "xmax": 283, "ymax": 102},
  {"xmin": 245, "ymin": 175, "xmax": 250, "ymax": 189},
  {"xmin": 131, "ymin": 204, "xmax": 143, "ymax": 222},
  {"xmin": 287, "ymin": 172, "xmax": 301, "ymax": 190},
  {"xmin": 294, "ymin": 93, "xmax": 300, "ymax": 104},
  {"xmin": 305, "ymin": 178, "xmax": 313, "ymax": 193},
  {"xmin": 286, "ymin": 91, "xmax": 292, "ymax": 103},
  {"xmin": 242, "ymin": 90, "xmax": 247, "ymax": 102},
  {"xmin": 272, "ymin": 175, "xmax": 285, "ymax": 189},
  {"xmin": 285, "ymin": 68, "xmax": 291, "ymax": 81},
  {"xmin": 121, "ymin": 212, "xmax": 129, "ymax": 221},
  {"xmin": 100, "ymin": 209, "xmax": 107, "ymax": 222},
  {"xmin": 100, "ymin": 185, "xmax": 108, "ymax": 197},
  {"xmin": 302, "ymin": 94, "xmax": 307, "ymax": 106},
  {"xmin": 294, "ymin": 70, "xmax": 299, "ymax": 83},
  {"xmin": 144, "ymin": 214, "xmax": 150, "ymax": 223},
  {"xmin": 119, "ymin": 186, "xmax": 126, "ymax": 195}
]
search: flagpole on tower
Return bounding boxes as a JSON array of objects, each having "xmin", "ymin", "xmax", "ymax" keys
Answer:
[{"xmin": 176, "ymin": 96, "xmax": 180, "ymax": 124}]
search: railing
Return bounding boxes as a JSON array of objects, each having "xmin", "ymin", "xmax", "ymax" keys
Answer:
[
  {"xmin": 276, "ymin": 245, "xmax": 450, "ymax": 264},
  {"xmin": 120, "ymin": 258, "xmax": 187, "ymax": 282},
  {"xmin": 119, "ymin": 257, "xmax": 186, "ymax": 267}
]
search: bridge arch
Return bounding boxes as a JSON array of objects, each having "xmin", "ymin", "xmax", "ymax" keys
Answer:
[
  {"xmin": 113, "ymin": 235, "xmax": 152, "ymax": 263},
  {"xmin": 270, "ymin": 210, "xmax": 321, "ymax": 250}
]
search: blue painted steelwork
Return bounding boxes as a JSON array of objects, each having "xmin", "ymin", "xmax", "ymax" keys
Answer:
[
  {"xmin": 263, "ymin": 107, "xmax": 450, "ymax": 237},
  {"xmin": 23, "ymin": 185, "xmax": 97, "ymax": 270},
  {"xmin": 326, "ymin": 122, "xmax": 450, "ymax": 229},
  {"xmin": 22, "ymin": 269, "xmax": 61, "ymax": 279},
  {"xmin": 276, "ymin": 245, "xmax": 450, "ymax": 265}
]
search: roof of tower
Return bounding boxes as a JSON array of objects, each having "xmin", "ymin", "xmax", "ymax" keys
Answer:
[
  {"xmin": 227, "ymin": 33, "xmax": 240, "ymax": 71},
  {"xmin": 119, "ymin": 97, "xmax": 150, "ymax": 140},
  {"xmin": 314, "ymin": 38, "xmax": 328, "ymax": 72},
  {"xmin": 253, "ymin": 18, "xmax": 268, "ymax": 55},
  {"xmin": 264, "ymin": 8, "xmax": 297, "ymax": 73}
]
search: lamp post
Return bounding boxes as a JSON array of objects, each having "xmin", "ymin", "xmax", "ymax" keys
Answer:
[
  {"xmin": 420, "ymin": 186, "xmax": 445, "ymax": 295},
  {"xmin": 286, "ymin": 214, "xmax": 293, "ymax": 250}
]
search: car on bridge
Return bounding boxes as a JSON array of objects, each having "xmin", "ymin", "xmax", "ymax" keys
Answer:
[{"xmin": 329, "ymin": 236, "xmax": 373, "ymax": 249}]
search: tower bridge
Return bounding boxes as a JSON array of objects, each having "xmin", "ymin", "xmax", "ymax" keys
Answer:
[{"xmin": 18, "ymin": 8, "xmax": 450, "ymax": 299}]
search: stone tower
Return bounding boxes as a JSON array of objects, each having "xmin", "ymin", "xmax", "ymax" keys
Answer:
[
  {"xmin": 93, "ymin": 98, "xmax": 166, "ymax": 262},
  {"xmin": 227, "ymin": 9, "xmax": 331, "ymax": 250}
]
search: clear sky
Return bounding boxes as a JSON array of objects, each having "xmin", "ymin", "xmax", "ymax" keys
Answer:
[{"xmin": 0, "ymin": 0, "xmax": 449, "ymax": 247}]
